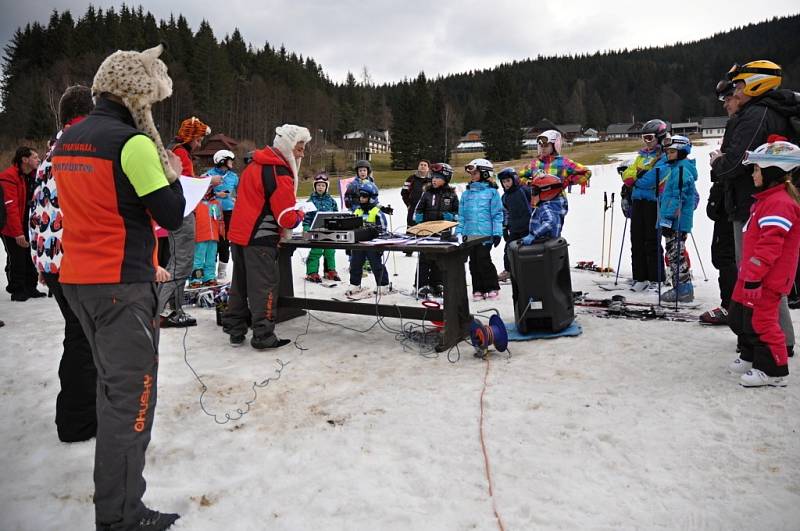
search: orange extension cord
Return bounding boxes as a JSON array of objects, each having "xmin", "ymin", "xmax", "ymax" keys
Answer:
[{"xmin": 479, "ymin": 355, "xmax": 507, "ymax": 531}]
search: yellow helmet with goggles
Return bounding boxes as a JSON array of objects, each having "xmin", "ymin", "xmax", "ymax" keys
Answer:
[{"xmin": 726, "ymin": 60, "xmax": 782, "ymax": 97}]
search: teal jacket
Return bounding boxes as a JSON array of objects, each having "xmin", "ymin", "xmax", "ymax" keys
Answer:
[
  {"xmin": 456, "ymin": 181, "xmax": 503, "ymax": 237},
  {"xmin": 656, "ymin": 158, "xmax": 698, "ymax": 233}
]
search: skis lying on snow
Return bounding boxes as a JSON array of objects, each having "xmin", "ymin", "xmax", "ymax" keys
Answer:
[
  {"xmin": 573, "ymin": 293, "xmax": 700, "ymax": 322},
  {"xmin": 574, "ymin": 261, "xmax": 614, "ymax": 273}
]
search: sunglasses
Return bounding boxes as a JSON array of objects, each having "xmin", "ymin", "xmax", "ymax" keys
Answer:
[{"xmin": 641, "ymin": 134, "xmax": 656, "ymax": 142}]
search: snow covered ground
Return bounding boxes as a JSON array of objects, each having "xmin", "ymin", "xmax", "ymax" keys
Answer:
[{"xmin": 2, "ymin": 142, "xmax": 799, "ymax": 530}]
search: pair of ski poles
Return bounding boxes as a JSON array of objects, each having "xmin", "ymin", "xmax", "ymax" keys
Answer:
[{"xmin": 599, "ymin": 191, "xmax": 615, "ymax": 276}]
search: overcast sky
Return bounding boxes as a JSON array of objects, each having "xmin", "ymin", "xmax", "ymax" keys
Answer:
[{"xmin": 2, "ymin": 1, "xmax": 797, "ymax": 84}]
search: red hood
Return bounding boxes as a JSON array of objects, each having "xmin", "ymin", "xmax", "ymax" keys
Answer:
[{"xmin": 254, "ymin": 146, "xmax": 291, "ymax": 171}]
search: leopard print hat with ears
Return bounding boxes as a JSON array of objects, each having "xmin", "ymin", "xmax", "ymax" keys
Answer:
[{"xmin": 92, "ymin": 44, "xmax": 178, "ymax": 182}]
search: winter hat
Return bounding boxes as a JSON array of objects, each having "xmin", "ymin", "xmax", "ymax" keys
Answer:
[
  {"xmin": 743, "ymin": 135, "xmax": 800, "ymax": 172},
  {"xmin": 92, "ymin": 44, "xmax": 177, "ymax": 182},
  {"xmin": 58, "ymin": 85, "xmax": 93, "ymax": 127},
  {"xmin": 273, "ymin": 124, "xmax": 312, "ymax": 192},
  {"xmin": 176, "ymin": 116, "xmax": 211, "ymax": 144},
  {"xmin": 537, "ymin": 130, "xmax": 562, "ymax": 154}
]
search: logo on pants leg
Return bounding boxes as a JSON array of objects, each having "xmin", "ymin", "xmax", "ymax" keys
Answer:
[{"xmin": 134, "ymin": 374, "xmax": 154, "ymax": 432}]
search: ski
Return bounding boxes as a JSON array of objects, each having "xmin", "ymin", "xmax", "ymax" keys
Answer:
[
  {"xmin": 184, "ymin": 281, "xmax": 230, "ymax": 292},
  {"xmin": 574, "ymin": 293, "xmax": 701, "ymax": 310},
  {"xmin": 577, "ymin": 304, "xmax": 699, "ymax": 323}
]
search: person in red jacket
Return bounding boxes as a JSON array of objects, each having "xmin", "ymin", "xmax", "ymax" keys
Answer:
[
  {"xmin": 223, "ymin": 124, "xmax": 310, "ymax": 350},
  {"xmin": 1, "ymin": 146, "xmax": 42, "ymax": 300},
  {"xmin": 158, "ymin": 116, "xmax": 211, "ymax": 327},
  {"xmin": 728, "ymin": 136, "xmax": 800, "ymax": 387}
]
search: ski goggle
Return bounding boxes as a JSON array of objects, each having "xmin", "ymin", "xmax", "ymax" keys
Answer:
[
  {"xmin": 537, "ymin": 137, "xmax": 550, "ymax": 146},
  {"xmin": 726, "ymin": 63, "xmax": 782, "ymax": 81},
  {"xmin": 465, "ymin": 164, "xmax": 477, "ymax": 172},
  {"xmin": 716, "ymin": 79, "xmax": 734, "ymax": 101},
  {"xmin": 641, "ymin": 134, "xmax": 656, "ymax": 142}
]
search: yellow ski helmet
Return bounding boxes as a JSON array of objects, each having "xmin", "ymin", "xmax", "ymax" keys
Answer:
[{"xmin": 726, "ymin": 60, "xmax": 782, "ymax": 97}]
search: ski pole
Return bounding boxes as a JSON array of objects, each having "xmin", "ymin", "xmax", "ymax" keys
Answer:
[
  {"xmin": 606, "ymin": 192, "xmax": 615, "ymax": 276},
  {"xmin": 674, "ymin": 232, "xmax": 681, "ymax": 312},
  {"xmin": 387, "ymin": 207, "xmax": 399, "ymax": 277},
  {"xmin": 688, "ymin": 233, "xmax": 708, "ymax": 281},
  {"xmin": 614, "ymin": 214, "xmax": 628, "ymax": 285},
  {"xmin": 655, "ymin": 168, "xmax": 662, "ymax": 306},
  {"xmin": 600, "ymin": 191, "xmax": 608, "ymax": 273}
]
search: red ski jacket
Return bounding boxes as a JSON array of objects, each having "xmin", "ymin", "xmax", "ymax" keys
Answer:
[
  {"xmin": 0, "ymin": 165, "xmax": 29, "ymax": 238},
  {"xmin": 733, "ymin": 184, "xmax": 800, "ymax": 301},
  {"xmin": 228, "ymin": 146, "xmax": 302, "ymax": 247}
]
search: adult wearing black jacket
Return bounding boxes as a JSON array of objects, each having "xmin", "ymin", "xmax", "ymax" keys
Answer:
[
  {"xmin": 413, "ymin": 163, "xmax": 458, "ymax": 296},
  {"xmin": 402, "ymin": 160, "xmax": 431, "ymax": 228},
  {"xmin": 711, "ymin": 60, "xmax": 796, "ymax": 348},
  {"xmin": 701, "ymin": 81, "xmax": 740, "ymax": 325}
]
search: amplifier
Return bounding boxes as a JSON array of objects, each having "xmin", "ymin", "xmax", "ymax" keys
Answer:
[
  {"xmin": 304, "ymin": 227, "xmax": 378, "ymax": 244},
  {"xmin": 324, "ymin": 216, "xmax": 363, "ymax": 230}
]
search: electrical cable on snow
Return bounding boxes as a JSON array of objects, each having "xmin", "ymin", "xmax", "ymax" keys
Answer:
[{"xmin": 479, "ymin": 355, "xmax": 507, "ymax": 531}]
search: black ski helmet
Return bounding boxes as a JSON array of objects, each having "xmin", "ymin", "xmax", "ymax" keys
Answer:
[
  {"xmin": 430, "ymin": 162, "xmax": 454, "ymax": 183},
  {"xmin": 354, "ymin": 159, "xmax": 372, "ymax": 173},
  {"xmin": 640, "ymin": 119, "xmax": 671, "ymax": 145}
]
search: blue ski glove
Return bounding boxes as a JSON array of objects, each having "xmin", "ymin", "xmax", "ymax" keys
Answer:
[
  {"xmin": 521, "ymin": 234, "xmax": 535, "ymax": 246},
  {"xmin": 442, "ymin": 212, "xmax": 454, "ymax": 221}
]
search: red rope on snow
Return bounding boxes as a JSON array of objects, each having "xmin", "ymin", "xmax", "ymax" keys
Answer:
[{"xmin": 480, "ymin": 356, "xmax": 507, "ymax": 531}]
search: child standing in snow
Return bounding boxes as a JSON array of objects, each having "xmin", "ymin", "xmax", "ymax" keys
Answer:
[
  {"xmin": 728, "ymin": 137, "xmax": 800, "ymax": 387},
  {"xmin": 497, "ymin": 167, "xmax": 532, "ymax": 282},
  {"xmin": 190, "ymin": 187, "xmax": 225, "ymax": 287},
  {"xmin": 304, "ymin": 172, "xmax": 341, "ymax": 283},
  {"xmin": 655, "ymin": 135, "xmax": 698, "ymax": 303},
  {"xmin": 457, "ymin": 158, "xmax": 503, "ymax": 301},
  {"xmin": 208, "ymin": 149, "xmax": 239, "ymax": 280},
  {"xmin": 345, "ymin": 182, "xmax": 390, "ymax": 298}
]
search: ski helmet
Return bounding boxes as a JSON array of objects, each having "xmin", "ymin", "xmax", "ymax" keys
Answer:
[
  {"xmin": 354, "ymin": 159, "xmax": 372, "ymax": 173},
  {"xmin": 313, "ymin": 172, "xmax": 329, "ymax": 193},
  {"xmin": 357, "ymin": 181, "xmax": 379, "ymax": 203},
  {"xmin": 213, "ymin": 149, "xmax": 235, "ymax": 166},
  {"xmin": 497, "ymin": 167, "xmax": 520, "ymax": 186},
  {"xmin": 727, "ymin": 60, "xmax": 782, "ymax": 97},
  {"xmin": 537, "ymin": 130, "xmax": 563, "ymax": 154},
  {"xmin": 743, "ymin": 135, "xmax": 800, "ymax": 173},
  {"xmin": 466, "ymin": 158, "xmax": 493, "ymax": 180},
  {"xmin": 664, "ymin": 135, "xmax": 692, "ymax": 158},
  {"xmin": 430, "ymin": 162, "xmax": 453, "ymax": 183},
  {"xmin": 530, "ymin": 174, "xmax": 563, "ymax": 202},
  {"xmin": 640, "ymin": 119, "xmax": 671, "ymax": 145}
]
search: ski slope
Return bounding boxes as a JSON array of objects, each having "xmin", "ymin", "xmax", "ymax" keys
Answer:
[{"xmin": 1, "ymin": 141, "xmax": 798, "ymax": 530}]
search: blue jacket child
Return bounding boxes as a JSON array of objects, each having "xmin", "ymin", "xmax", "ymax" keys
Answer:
[
  {"xmin": 655, "ymin": 155, "xmax": 698, "ymax": 234},
  {"xmin": 521, "ymin": 175, "xmax": 569, "ymax": 245}
]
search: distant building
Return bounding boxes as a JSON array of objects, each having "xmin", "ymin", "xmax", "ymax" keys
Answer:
[
  {"xmin": 341, "ymin": 129, "xmax": 391, "ymax": 162},
  {"xmin": 193, "ymin": 133, "xmax": 240, "ymax": 169},
  {"xmin": 523, "ymin": 119, "xmax": 560, "ymax": 139},
  {"xmin": 574, "ymin": 128, "xmax": 600, "ymax": 144},
  {"xmin": 555, "ymin": 124, "xmax": 583, "ymax": 141},
  {"xmin": 605, "ymin": 122, "xmax": 644, "ymax": 140},
  {"xmin": 700, "ymin": 116, "xmax": 729, "ymax": 138},
  {"xmin": 456, "ymin": 129, "xmax": 485, "ymax": 152},
  {"xmin": 672, "ymin": 122, "xmax": 700, "ymax": 135}
]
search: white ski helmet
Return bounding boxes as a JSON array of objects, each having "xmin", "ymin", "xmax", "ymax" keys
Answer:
[
  {"xmin": 466, "ymin": 158, "xmax": 494, "ymax": 180},
  {"xmin": 213, "ymin": 149, "xmax": 235, "ymax": 165},
  {"xmin": 537, "ymin": 130, "xmax": 562, "ymax": 154},
  {"xmin": 743, "ymin": 138, "xmax": 800, "ymax": 172}
]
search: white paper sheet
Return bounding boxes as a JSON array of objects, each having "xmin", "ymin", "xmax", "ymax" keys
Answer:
[{"xmin": 179, "ymin": 176, "xmax": 213, "ymax": 216}]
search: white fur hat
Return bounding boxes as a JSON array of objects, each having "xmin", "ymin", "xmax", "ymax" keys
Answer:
[{"xmin": 273, "ymin": 124, "xmax": 312, "ymax": 192}]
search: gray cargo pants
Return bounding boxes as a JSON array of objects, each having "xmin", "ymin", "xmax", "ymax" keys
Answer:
[
  {"xmin": 222, "ymin": 244, "xmax": 279, "ymax": 341},
  {"xmin": 62, "ymin": 283, "xmax": 160, "ymax": 529},
  {"xmin": 158, "ymin": 214, "xmax": 196, "ymax": 314}
]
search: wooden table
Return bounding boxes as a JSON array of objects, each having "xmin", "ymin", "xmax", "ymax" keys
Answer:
[{"xmin": 277, "ymin": 236, "xmax": 488, "ymax": 351}]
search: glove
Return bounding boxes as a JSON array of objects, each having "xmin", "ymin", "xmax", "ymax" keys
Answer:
[
  {"xmin": 492, "ymin": 235, "xmax": 502, "ymax": 247},
  {"xmin": 659, "ymin": 218, "xmax": 673, "ymax": 229},
  {"xmin": 442, "ymin": 212, "xmax": 454, "ymax": 221},
  {"xmin": 621, "ymin": 197, "xmax": 631, "ymax": 218},
  {"xmin": 502, "ymin": 228, "xmax": 510, "ymax": 242},
  {"xmin": 709, "ymin": 149, "xmax": 723, "ymax": 165},
  {"xmin": 380, "ymin": 205, "xmax": 394, "ymax": 215},
  {"xmin": 742, "ymin": 280, "xmax": 763, "ymax": 301},
  {"xmin": 521, "ymin": 234, "xmax": 535, "ymax": 246}
]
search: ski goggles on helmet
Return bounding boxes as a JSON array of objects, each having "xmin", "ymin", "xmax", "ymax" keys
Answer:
[
  {"xmin": 464, "ymin": 164, "xmax": 477, "ymax": 172},
  {"xmin": 430, "ymin": 162, "xmax": 453, "ymax": 180},
  {"xmin": 641, "ymin": 133, "xmax": 656, "ymax": 142},
  {"xmin": 536, "ymin": 137, "xmax": 550, "ymax": 146},
  {"xmin": 661, "ymin": 135, "xmax": 677, "ymax": 147},
  {"xmin": 726, "ymin": 62, "xmax": 782, "ymax": 81},
  {"xmin": 715, "ymin": 79, "xmax": 734, "ymax": 101}
]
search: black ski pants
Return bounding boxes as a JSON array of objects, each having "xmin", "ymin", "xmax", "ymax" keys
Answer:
[
  {"xmin": 2, "ymin": 234, "xmax": 38, "ymax": 297},
  {"xmin": 218, "ymin": 209, "xmax": 234, "ymax": 264},
  {"xmin": 711, "ymin": 219, "xmax": 737, "ymax": 308},
  {"xmin": 469, "ymin": 243, "xmax": 499, "ymax": 293},
  {"xmin": 43, "ymin": 272, "xmax": 97, "ymax": 443},
  {"xmin": 223, "ymin": 244, "xmax": 280, "ymax": 341},
  {"xmin": 629, "ymin": 199, "xmax": 663, "ymax": 282},
  {"xmin": 62, "ymin": 282, "xmax": 161, "ymax": 529}
]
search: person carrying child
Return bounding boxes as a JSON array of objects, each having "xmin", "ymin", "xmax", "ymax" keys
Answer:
[
  {"xmin": 497, "ymin": 167, "xmax": 532, "ymax": 282},
  {"xmin": 413, "ymin": 162, "xmax": 459, "ymax": 297},
  {"xmin": 727, "ymin": 137, "xmax": 800, "ymax": 387},
  {"xmin": 654, "ymin": 135, "xmax": 698, "ymax": 303},
  {"xmin": 345, "ymin": 181, "xmax": 390, "ymax": 298},
  {"xmin": 190, "ymin": 185, "xmax": 225, "ymax": 287},
  {"xmin": 457, "ymin": 158, "xmax": 503, "ymax": 301},
  {"xmin": 304, "ymin": 172, "xmax": 341, "ymax": 283}
]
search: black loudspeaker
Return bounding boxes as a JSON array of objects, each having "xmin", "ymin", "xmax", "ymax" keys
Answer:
[{"xmin": 507, "ymin": 237, "xmax": 574, "ymax": 333}]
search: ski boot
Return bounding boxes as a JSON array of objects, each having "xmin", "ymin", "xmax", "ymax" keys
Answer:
[
  {"xmin": 699, "ymin": 307, "xmax": 728, "ymax": 325},
  {"xmin": 662, "ymin": 283, "xmax": 694, "ymax": 303},
  {"xmin": 324, "ymin": 270, "xmax": 341, "ymax": 282},
  {"xmin": 305, "ymin": 273, "xmax": 322, "ymax": 283}
]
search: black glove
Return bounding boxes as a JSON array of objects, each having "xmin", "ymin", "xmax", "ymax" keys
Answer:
[
  {"xmin": 492, "ymin": 235, "xmax": 502, "ymax": 247},
  {"xmin": 502, "ymin": 228, "xmax": 510, "ymax": 242},
  {"xmin": 380, "ymin": 205, "xmax": 394, "ymax": 215}
]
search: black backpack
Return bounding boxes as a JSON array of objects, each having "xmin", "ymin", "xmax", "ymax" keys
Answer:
[
  {"xmin": 762, "ymin": 89, "xmax": 800, "ymax": 144},
  {"xmin": 0, "ymin": 185, "xmax": 6, "ymax": 230}
]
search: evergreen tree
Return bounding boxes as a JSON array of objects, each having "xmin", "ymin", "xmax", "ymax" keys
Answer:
[
  {"xmin": 390, "ymin": 81, "xmax": 416, "ymax": 169},
  {"xmin": 482, "ymin": 69, "xmax": 522, "ymax": 162}
]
